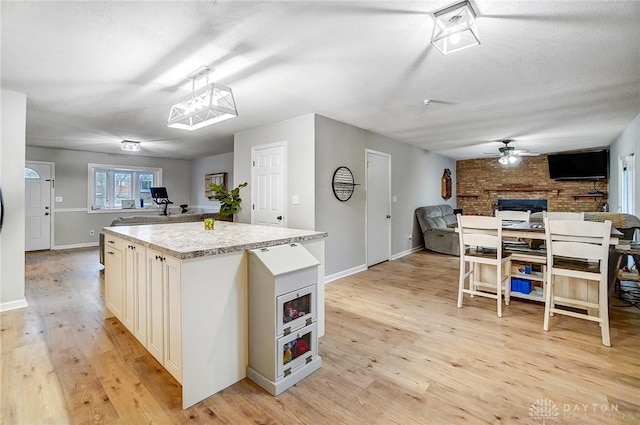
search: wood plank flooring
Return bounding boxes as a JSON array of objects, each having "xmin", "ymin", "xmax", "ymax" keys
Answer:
[{"xmin": 2, "ymin": 247, "xmax": 639, "ymax": 424}]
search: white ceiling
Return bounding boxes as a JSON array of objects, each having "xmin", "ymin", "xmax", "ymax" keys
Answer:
[{"xmin": 2, "ymin": 1, "xmax": 639, "ymax": 160}]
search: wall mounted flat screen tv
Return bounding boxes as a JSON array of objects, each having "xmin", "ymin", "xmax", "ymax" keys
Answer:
[{"xmin": 547, "ymin": 150, "xmax": 609, "ymax": 180}]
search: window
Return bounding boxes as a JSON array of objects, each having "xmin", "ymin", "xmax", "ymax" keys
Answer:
[
  {"xmin": 24, "ymin": 168, "xmax": 40, "ymax": 179},
  {"xmin": 88, "ymin": 163, "xmax": 162, "ymax": 210}
]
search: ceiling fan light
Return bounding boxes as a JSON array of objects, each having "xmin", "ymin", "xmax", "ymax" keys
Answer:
[
  {"xmin": 498, "ymin": 155, "xmax": 509, "ymax": 165},
  {"xmin": 508, "ymin": 155, "xmax": 518, "ymax": 164},
  {"xmin": 431, "ymin": 0, "xmax": 480, "ymax": 55}
]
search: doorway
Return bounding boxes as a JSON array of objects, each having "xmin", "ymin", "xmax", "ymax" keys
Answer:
[
  {"xmin": 365, "ymin": 149, "xmax": 391, "ymax": 267},
  {"xmin": 25, "ymin": 161, "xmax": 54, "ymax": 251},
  {"xmin": 251, "ymin": 142, "xmax": 286, "ymax": 227}
]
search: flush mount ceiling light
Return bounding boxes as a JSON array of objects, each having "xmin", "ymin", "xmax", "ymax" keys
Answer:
[
  {"xmin": 167, "ymin": 66, "xmax": 238, "ymax": 131},
  {"xmin": 431, "ymin": 0, "xmax": 480, "ymax": 55},
  {"xmin": 121, "ymin": 140, "xmax": 141, "ymax": 152}
]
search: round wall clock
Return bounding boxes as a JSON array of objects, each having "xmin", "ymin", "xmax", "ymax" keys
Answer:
[{"xmin": 332, "ymin": 166, "xmax": 358, "ymax": 202}]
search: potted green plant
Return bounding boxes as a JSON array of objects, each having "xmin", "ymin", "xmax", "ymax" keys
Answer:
[{"xmin": 209, "ymin": 182, "xmax": 248, "ymax": 221}]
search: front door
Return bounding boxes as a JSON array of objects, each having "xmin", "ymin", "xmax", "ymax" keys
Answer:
[
  {"xmin": 366, "ymin": 149, "xmax": 391, "ymax": 266},
  {"xmin": 251, "ymin": 143, "xmax": 286, "ymax": 227},
  {"xmin": 25, "ymin": 162, "xmax": 53, "ymax": 251}
]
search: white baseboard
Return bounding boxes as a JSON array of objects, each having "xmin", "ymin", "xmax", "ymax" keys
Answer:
[
  {"xmin": 324, "ymin": 264, "xmax": 367, "ymax": 283},
  {"xmin": 390, "ymin": 245, "xmax": 424, "ymax": 260},
  {"xmin": 52, "ymin": 242, "xmax": 99, "ymax": 250},
  {"xmin": 0, "ymin": 298, "xmax": 28, "ymax": 313}
]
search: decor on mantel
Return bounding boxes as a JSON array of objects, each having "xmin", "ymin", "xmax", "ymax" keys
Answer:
[
  {"xmin": 441, "ymin": 168, "xmax": 452, "ymax": 200},
  {"xmin": 209, "ymin": 181, "xmax": 248, "ymax": 221},
  {"xmin": 431, "ymin": 0, "xmax": 480, "ymax": 55},
  {"xmin": 168, "ymin": 66, "xmax": 238, "ymax": 131},
  {"xmin": 332, "ymin": 166, "xmax": 359, "ymax": 202}
]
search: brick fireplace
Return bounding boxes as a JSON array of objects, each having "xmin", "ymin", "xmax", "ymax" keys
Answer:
[{"xmin": 456, "ymin": 156, "xmax": 608, "ymax": 216}]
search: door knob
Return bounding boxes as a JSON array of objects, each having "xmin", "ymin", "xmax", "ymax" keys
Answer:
[
  {"xmin": 386, "ymin": 214, "xmax": 391, "ymax": 219},
  {"xmin": 45, "ymin": 212, "xmax": 50, "ymax": 216},
  {"xmin": 277, "ymin": 216, "xmax": 283, "ymax": 221},
  {"xmin": 45, "ymin": 206, "xmax": 49, "ymax": 209}
]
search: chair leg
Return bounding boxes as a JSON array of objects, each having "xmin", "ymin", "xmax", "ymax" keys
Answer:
[
  {"xmin": 496, "ymin": 264, "xmax": 502, "ymax": 318},
  {"xmin": 470, "ymin": 263, "xmax": 476, "ymax": 297},
  {"xmin": 599, "ymin": 277, "xmax": 611, "ymax": 346},
  {"xmin": 504, "ymin": 260, "xmax": 511, "ymax": 306},
  {"xmin": 457, "ymin": 259, "xmax": 466, "ymax": 309},
  {"xmin": 543, "ymin": 276, "xmax": 553, "ymax": 331}
]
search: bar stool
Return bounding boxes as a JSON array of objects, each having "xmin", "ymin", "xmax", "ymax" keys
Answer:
[
  {"xmin": 457, "ymin": 215, "xmax": 512, "ymax": 317},
  {"xmin": 543, "ymin": 218, "xmax": 612, "ymax": 346}
]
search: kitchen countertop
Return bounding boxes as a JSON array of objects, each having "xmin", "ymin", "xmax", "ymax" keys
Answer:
[{"xmin": 103, "ymin": 221, "xmax": 328, "ymax": 260}]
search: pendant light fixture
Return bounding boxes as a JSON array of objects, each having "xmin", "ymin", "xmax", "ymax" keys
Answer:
[
  {"xmin": 167, "ymin": 66, "xmax": 238, "ymax": 131},
  {"xmin": 431, "ymin": 0, "xmax": 480, "ymax": 55}
]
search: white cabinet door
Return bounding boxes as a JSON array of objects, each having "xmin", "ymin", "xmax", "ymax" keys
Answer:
[
  {"xmin": 123, "ymin": 243, "xmax": 136, "ymax": 332},
  {"xmin": 104, "ymin": 237, "xmax": 124, "ymax": 320},
  {"xmin": 163, "ymin": 256, "xmax": 182, "ymax": 382},
  {"xmin": 147, "ymin": 248, "xmax": 165, "ymax": 363},
  {"xmin": 134, "ymin": 244, "xmax": 149, "ymax": 346}
]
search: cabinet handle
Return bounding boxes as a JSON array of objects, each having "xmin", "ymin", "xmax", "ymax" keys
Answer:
[
  {"xmin": 107, "ymin": 251, "xmax": 114, "ymax": 255},
  {"xmin": 108, "ymin": 240, "xmax": 115, "ymax": 243}
]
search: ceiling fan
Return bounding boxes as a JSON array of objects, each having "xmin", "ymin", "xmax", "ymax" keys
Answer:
[{"xmin": 489, "ymin": 139, "xmax": 540, "ymax": 164}]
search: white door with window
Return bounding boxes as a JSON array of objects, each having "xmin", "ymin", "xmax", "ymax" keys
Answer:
[
  {"xmin": 251, "ymin": 143, "xmax": 286, "ymax": 227},
  {"xmin": 25, "ymin": 162, "xmax": 53, "ymax": 251},
  {"xmin": 366, "ymin": 150, "xmax": 391, "ymax": 266}
]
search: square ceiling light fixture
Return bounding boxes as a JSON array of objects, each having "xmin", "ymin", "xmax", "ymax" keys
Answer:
[
  {"xmin": 167, "ymin": 66, "xmax": 238, "ymax": 131},
  {"xmin": 120, "ymin": 140, "xmax": 141, "ymax": 152},
  {"xmin": 431, "ymin": 0, "xmax": 480, "ymax": 55}
]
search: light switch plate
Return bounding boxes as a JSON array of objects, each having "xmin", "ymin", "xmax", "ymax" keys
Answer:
[
  {"xmin": 292, "ymin": 195, "xmax": 299, "ymax": 205},
  {"xmin": 392, "ymin": 196, "xmax": 397, "ymax": 203},
  {"xmin": 55, "ymin": 196, "xmax": 63, "ymax": 202}
]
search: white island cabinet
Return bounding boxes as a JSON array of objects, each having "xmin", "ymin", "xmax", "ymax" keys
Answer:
[{"xmin": 103, "ymin": 221, "xmax": 326, "ymax": 409}]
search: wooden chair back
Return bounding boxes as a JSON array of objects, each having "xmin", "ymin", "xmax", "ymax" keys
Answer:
[
  {"xmin": 495, "ymin": 209, "xmax": 531, "ymax": 222},
  {"xmin": 543, "ymin": 211, "xmax": 585, "ymax": 221}
]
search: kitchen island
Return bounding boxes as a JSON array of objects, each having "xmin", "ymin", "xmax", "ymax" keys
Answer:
[{"xmin": 102, "ymin": 221, "xmax": 327, "ymax": 408}]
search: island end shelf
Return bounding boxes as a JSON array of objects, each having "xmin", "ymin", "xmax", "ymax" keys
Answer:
[{"xmin": 103, "ymin": 221, "xmax": 327, "ymax": 408}]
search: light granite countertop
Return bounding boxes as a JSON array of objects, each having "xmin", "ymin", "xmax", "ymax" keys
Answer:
[{"xmin": 103, "ymin": 221, "xmax": 328, "ymax": 260}]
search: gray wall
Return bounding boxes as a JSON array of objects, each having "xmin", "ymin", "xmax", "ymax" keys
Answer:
[
  {"xmin": 0, "ymin": 89, "xmax": 27, "ymax": 310},
  {"xmin": 314, "ymin": 116, "xmax": 367, "ymax": 275},
  {"xmin": 26, "ymin": 147, "xmax": 191, "ymax": 247},
  {"xmin": 234, "ymin": 114, "xmax": 316, "ymax": 229},
  {"xmin": 190, "ymin": 152, "xmax": 234, "ymax": 211},
  {"xmin": 314, "ymin": 115, "xmax": 456, "ymax": 276},
  {"xmin": 608, "ymin": 112, "xmax": 640, "ymax": 214}
]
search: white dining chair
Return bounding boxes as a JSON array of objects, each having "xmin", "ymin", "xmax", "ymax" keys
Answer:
[
  {"xmin": 543, "ymin": 218, "xmax": 612, "ymax": 346},
  {"xmin": 495, "ymin": 209, "xmax": 531, "ymax": 222},
  {"xmin": 543, "ymin": 211, "xmax": 585, "ymax": 220},
  {"xmin": 457, "ymin": 214, "xmax": 511, "ymax": 317}
]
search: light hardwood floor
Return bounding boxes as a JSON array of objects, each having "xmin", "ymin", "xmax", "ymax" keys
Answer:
[{"xmin": 2, "ymin": 247, "xmax": 639, "ymax": 424}]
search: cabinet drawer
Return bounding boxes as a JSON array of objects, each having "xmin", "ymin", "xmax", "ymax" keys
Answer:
[
  {"xmin": 277, "ymin": 322, "xmax": 317, "ymax": 379},
  {"xmin": 277, "ymin": 284, "xmax": 316, "ymax": 337}
]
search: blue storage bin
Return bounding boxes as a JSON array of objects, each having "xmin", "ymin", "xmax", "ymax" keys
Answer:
[{"xmin": 511, "ymin": 277, "xmax": 532, "ymax": 294}]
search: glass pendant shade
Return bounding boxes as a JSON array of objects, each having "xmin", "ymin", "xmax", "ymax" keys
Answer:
[
  {"xmin": 168, "ymin": 82, "xmax": 238, "ymax": 131},
  {"xmin": 432, "ymin": 1, "xmax": 480, "ymax": 55}
]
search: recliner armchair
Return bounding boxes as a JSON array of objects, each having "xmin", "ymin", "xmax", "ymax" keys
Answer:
[{"xmin": 415, "ymin": 205, "xmax": 459, "ymax": 256}]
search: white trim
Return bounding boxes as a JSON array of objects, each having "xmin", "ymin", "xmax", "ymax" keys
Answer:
[
  {"xmin": 250, "ymin": 141, "xmax": 287, "ymax": 227},
  {"xmin": 52, "ymin": 242, "xmax": 99, "ymax": 250},
  {"xmin": 54, "ymin": 207, "xmax": 89, "ymax": 213},
  {"xmin": 324, "ymin": 264, "xmax": 367, "ymax": 284},
  {"xmin": 364, "ymin": 149, "xmax": 392, "ymax": 267},
  {"xmin": 390, "ymin": 245, "xmax": 424, "ymax": 261},
  {"xmin": 0, "ymin": 298, "xmax": 28, "ymax": 313}
]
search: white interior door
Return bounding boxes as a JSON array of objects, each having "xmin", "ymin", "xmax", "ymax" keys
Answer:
[
  {"xmin": 366, "ymin": 149, "xmax": 391, "ymax": 266},
  {"xmin": 25, "ymin": 162, "xmax": 53, "ymax": 251},
  {"xmin": 251, "ymin": 143, "xmax": 286, "ymax": 227}
]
